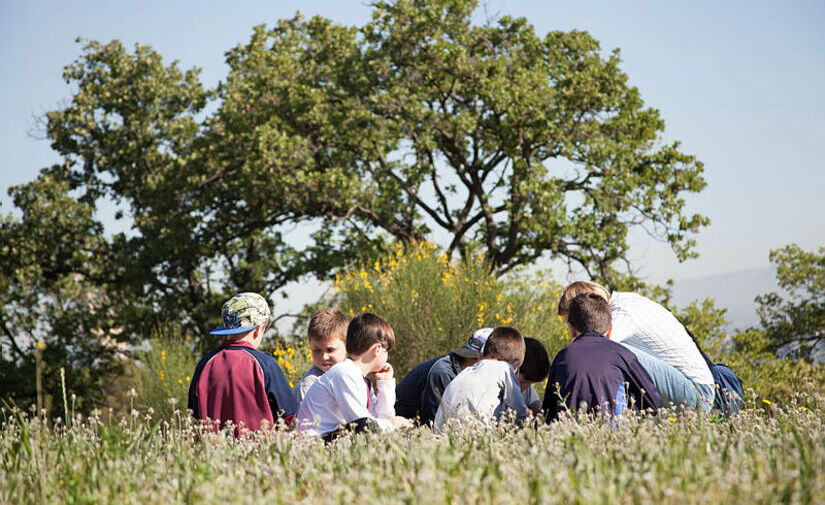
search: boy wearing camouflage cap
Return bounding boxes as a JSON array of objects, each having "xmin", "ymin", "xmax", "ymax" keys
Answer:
[{"xmin": 188, "ymin": 292, "xmax": 298, "ymax": 435}]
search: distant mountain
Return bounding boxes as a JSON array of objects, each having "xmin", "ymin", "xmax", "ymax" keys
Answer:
[{"xmin": 669, "ymin": 267, "xmax": 779, "ymax": 330}]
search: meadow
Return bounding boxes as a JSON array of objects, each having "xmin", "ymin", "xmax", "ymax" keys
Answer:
[
  {"xmin": 6, "ymin": 244, "xmax": 824, "ymax": 504},
  {"xmin": 1, "ymin": 395, "xmax": 823, "ymax": 504}
]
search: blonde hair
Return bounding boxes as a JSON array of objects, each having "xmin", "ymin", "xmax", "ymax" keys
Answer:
[
  {"xmin": 558, "ymin": 281, "xmax": 611, "ymax": 316},
  {"xmin": 307, "ymin": 308, "xmax": 348, "ymax": 343}
]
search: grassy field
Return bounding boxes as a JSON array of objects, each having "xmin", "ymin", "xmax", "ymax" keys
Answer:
[{"xmin": 1, "ymin": 395, "xmax": 823, "ymax": 505}]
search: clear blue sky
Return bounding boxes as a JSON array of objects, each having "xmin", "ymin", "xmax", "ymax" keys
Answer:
[{"xmin": 2, "ymin": 0, "xmax": 824, "ymax": 291}]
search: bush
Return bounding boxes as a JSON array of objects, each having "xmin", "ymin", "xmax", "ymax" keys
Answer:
[
  {"xmin": 336, "ymin": 242, "xmax": 567, "ymax": 380},
  {"xmin": 677, "ymin": 298, "xmax": 825, "ymax": 405},
  {"xmin": 133, "ymin": 336, "xmax": 197, "ymax": 418}
]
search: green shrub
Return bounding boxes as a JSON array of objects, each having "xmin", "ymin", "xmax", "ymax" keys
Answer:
[
  {"xmin": 133, "ymin": 336, "xmax": 197, "ymax": 418},
  {"xmin": 336, "ymin": 242, "xmax": 567, "ymax": 379},
  {"xmin": 678, "ymin": 298, "xmax": 825, "ymax": 405}
]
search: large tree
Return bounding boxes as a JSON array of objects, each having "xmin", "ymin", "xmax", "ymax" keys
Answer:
[{"xmin": 1, "ymin": 0, "xmax": 708, "ymax": 408}]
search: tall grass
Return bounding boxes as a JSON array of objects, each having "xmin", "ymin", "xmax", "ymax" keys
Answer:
[{"xmin": 1, "ymin": 397, "xmax": 822, "ymax": 504}]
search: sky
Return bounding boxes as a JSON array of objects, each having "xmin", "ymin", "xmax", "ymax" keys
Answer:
[{"xmin": 2, "ymin": 0, "xmax": 824, "ymax": 321}]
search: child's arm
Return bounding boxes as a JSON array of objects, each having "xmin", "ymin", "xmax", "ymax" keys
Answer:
[
  {"xmin": 335, "ymin": 371, "xmax": 395, "ymax": 432},
  {"xmin": 371, "ymin": 364, "xmax": 396, "ymax": 420}
]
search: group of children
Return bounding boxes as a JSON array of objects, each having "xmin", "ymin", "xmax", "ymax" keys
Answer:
[{"xmin": 188, "ymin": 280, "xmax": 722, "ymax": 438}]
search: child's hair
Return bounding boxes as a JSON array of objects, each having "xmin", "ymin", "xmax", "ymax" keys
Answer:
[
  {"xmin": 567, "ymin": 293, "xmax": 612, "ymax": 335},
  {"xmin": 482, "ymin": 327, "xmax": 526, "ymax": 364},
  {"xmin": 558, "ymin": 280, "xmax": 611, "ymax": 317},
  {"xmin": 521, "ymin": 337, "xmax": 550, "ymax": 382},
  {"xmin": 345, "ymin": 312, "xmax": 396, "ymax": 356},
  {"xmin": 307, "ymin": 308, "xmax": 348, "ymax": 343}
]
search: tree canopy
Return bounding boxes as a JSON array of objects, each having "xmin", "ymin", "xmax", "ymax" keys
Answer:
[
  {"xmin": 756, "ymin": 244, "xmax": 825, "ymax": 359},
  {"xmin": 0, "ymin": 0, "xmax": 708, "ymax": 410}
]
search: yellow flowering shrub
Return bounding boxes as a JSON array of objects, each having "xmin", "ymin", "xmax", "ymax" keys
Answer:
[
  {"xmin": 134, "ymin": 336, "xmax": 197, "ymax": 418},
  {"xmin": 337, "ymin": 242, "xmax": 568, "ymax": 383},
  {"xmin": 269, "ymin": 337, "xmax": 313, "ymax": 389}
]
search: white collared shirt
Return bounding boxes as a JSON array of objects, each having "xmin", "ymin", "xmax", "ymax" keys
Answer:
[{"xmin": 296, "ymin": 359, "xmax": 395, "ymax": 436}]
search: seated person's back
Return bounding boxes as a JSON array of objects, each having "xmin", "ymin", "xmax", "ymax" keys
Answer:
[
  {"xmin": 544, "ymin": 293, "xmax": 662, "ymax": 422},
  {"xmin": 395, "ymin": 328, "xmax": 491, "ymax": 423},
  {"xmin": 434, "ymin": 327, "xmax": 528, "ymax": 431},
  {"xmin": 189, "ymin": 293, "xmax": 297, "ymax": 435}
]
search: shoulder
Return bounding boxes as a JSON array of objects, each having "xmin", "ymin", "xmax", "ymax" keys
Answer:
[
  {"xmin": 425, "ymin": 354, "xmax": 458, "ymax": 380},
  {"xmin": 302, "ymin": 366, "xmax": 324, "ymax": 380}
]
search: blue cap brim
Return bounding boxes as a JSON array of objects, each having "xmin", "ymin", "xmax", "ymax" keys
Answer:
[{"xmin": 209, "ymin": 324, "xmax": 259, "ymax": 336}]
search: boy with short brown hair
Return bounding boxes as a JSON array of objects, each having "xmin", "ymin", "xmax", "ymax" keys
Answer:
[
  {"xmin": 434, "ymin": 327, "xmax": 528, "ymax": 431},
  {"xmin": 292, "ymin": 308, "xmax": 349, "ymax": 405},
  {"xmin": 544, "ymin": 293, "xmax": 662, "ymax": 422},
  {"xmin": 296, "ymin": 313, "xmax": 411, "ymax": 440}
]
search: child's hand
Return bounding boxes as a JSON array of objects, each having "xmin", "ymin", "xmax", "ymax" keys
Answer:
[
  {"xmin": 391, "ymin": 416, "xmax": 413, "ymax": 429},
  {"xmin": 374, "ymin": 364, "xmax": 394, "ymax": 382}
]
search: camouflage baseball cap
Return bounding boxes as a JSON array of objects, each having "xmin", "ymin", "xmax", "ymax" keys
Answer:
[{"xmin": 210, "ymin": 292, "xmax": 272, "ymax": 336}]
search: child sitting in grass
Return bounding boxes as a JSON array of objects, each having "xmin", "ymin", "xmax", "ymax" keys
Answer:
[
  {"xmin": 292, "ymin": 308, "xmax": 349, "ymax": 406},
  {"xmin": 434, "ymin": 327, "xmax": 528, "ymax": 431},
  {"xmin": 395, "ymin": 328, "xmax": 492, "ymax": 425},
  {"xmin": 543, "ymin": 293, "xmax": 662, "ymax": 422},
  {"xmin": 296, "ymin": 313, "xmax": 412, "ymax": 440},
  {"xmin": 188, "ymin": 292, "xmax": 298, "ymax": 435},
  {"xmin": 518, "ymin": 337, "xmax": 551, "ymax": 416}
]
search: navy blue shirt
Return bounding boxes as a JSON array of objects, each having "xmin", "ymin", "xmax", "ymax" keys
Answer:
[
  {"xmin": 419, "ymin": 352, "xmax": 463, "ymax": 425},
  {"xmin": 543, "ymin": 333, "xmax": 662, "ymax": 423},
  {"xmin": 395, "ymin": 355, "xmax": 444, "ymax": 418}
]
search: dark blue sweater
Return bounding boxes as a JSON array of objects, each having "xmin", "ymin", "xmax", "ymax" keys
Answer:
[{"xmin": 543, "ymin": 332, "xmax": 662, "ymax": 422}]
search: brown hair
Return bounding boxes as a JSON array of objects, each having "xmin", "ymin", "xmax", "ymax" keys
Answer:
[
  {"xmin": 345, "ymin": 313, "xmax": 396, "ymax": 356},
  {"xmin": 482, "ymin": 327, "xmax": 525, "ymax": 364},
  {"xmin": 567, "ymin": 293, "xmax": 612, "ymax": 335},
  {"xmin": 558, "ymin": 281, "xmax": 611, "ymax": 317},
  {"xmin": 307, "ymin": 308, "xmax": 348, "ymax": 343},
  {"xmin": 521, "ymin": 337, "xmax": 550, "ymax": 382}
]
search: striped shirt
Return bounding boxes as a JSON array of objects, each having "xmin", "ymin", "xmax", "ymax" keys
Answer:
[{"xmin": 610, "ymin": 292, "xmax": 714, "ymax": 385}]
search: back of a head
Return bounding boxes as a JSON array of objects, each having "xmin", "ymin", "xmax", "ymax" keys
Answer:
[
  {"xmin": 482, "ymin": 326, "xmax": 525, "ymax": 364},
  {"xmin": 558, "ymin": 281, "xmax": 611, "ymax": 317},
  {"xmin": 567, "ymin": 293, "xmax": 612, "ymax": 335},
  {"xmin": 521, "ymin": 337, "xmax": 550, "ymax": 382},
  {"xmin": 308, "ymin": 308, "xmax": 349, "ymax": 343},
  {"xmin": 346, "ymin": 312, "xmax": 395, "ymax": 356}
]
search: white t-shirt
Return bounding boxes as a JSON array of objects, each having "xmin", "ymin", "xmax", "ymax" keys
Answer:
[
  {"xmin": 610, "ymin": 292, "xmax": 714, "ymax": 385},
  {"xmin": 296, "ymin": 359, "xmax": 395, "ymax": 436},
  {"xmin": 434, "ymin": 359, "xmax": 527, "ymax": 432}
]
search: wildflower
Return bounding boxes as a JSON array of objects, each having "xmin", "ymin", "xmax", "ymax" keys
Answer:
[
  {"xmin": 667, "ymin": 417, "xmax": 677, "ymax": 422},
  {"xmin": 35, "ymin": 340, "xmax": 47, "ymax": 351},
  {"xmin": 762, "ymin": 399, "xmax": 772, "ymax": 405}
]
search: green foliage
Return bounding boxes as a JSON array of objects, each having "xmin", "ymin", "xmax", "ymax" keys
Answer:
[
  {"xmin": 336, "ymin": 242, "xmax": 567, "ymax": 378},
  {"xmin": 0, "ymin": 175, "xmax": 123, "ymax": 415},
  {"xmin": 1, "ymin": 403, "xmax": 824, "ymax": 503},
  {"xmin": 3, "ymin": 0, "xmax": 708, "ymax": 411},
  {"xmin": 675, "ymin": 297, "xmax": 825, "ymax": 405},
  {"xmin": 756, "ymin": 244, "xmax": 825, "ymax": 358},
  {"xmin": 134, "ymin": 336, "xmax": 198, "ymax": 419}
]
